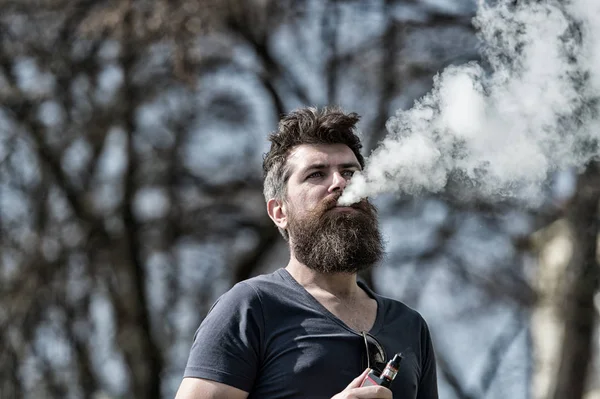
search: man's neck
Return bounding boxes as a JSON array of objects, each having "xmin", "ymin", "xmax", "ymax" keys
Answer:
[{"xmin": 285, "ymin": 257, "xmax": 362, "ymax": 300}]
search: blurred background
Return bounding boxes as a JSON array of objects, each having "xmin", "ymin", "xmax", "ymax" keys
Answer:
[{"xmin": 0, "ymin": 0, "xmax": 599, "ymax": 398}]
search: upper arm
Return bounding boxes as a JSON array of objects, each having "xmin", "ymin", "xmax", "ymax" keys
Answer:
[
  {"xmin": 182, "ymin": 282, "xmax": 264, "ymax": 393},
  {"xmin": 175, "ymin": 377, "xmax": 249, "ymax": 399}
]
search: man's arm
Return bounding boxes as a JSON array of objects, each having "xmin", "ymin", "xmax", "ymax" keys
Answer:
[
  {"xmin": 181, "ymin": 282, "xmax": 262, "ymax": 397},
  {"xmin": 175, "ymin": 369, "xmax": 391, "ymax": 399},
  {"xmin": 175, "ymin": 378, "xmax": 249, "ymax": 399}
]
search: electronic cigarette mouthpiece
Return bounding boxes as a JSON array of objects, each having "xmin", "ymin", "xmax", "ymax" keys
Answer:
[{"xmin": 360, "ymin": 353, "xmax": 403, "ymax": 388}]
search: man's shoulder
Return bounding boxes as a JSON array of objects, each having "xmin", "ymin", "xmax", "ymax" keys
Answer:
[
  {"xmin": 359, "ymin": 280, "xmax": 424, "ymax": 321},
  {"xmin": 211, "ymin": 268, "xmax": 309, "ymax": 321},
  {"xmin": 224, "ymin": 268, "xmax": 292, "ymax": 300},
  {"xmin": 207, "ymin": 269, "xmax": 291, "ymax": 316},
  {"xmin": 375, "ymin": 292, "xmax": 430, "ymax": 326},
  {"xmin": 237, "ymin": 268, "xmax": 289, "ymax": 289}
]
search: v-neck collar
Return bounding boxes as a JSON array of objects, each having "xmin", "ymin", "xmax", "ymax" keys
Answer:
[{"xmin": 277, "ymin": 268, "xmax": 385, "ymax": 336}]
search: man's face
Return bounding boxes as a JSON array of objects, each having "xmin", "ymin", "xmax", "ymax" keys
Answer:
[{"xmin": 280, "ymin": 143, "xmax": 384, "ymax": 274}]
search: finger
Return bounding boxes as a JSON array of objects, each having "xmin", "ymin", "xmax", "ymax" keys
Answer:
[{"xmin": 345, "ymin": 368, "xmax": 371, "ymax": 389}]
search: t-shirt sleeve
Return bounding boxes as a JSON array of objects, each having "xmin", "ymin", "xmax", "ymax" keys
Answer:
[
  {"xmin": 184, "ymin": 282, "xmax": 264, "ymax": 392},
  {"xmin": 418, "ymin": 318, "xmax": 439, "ymax": 399}
]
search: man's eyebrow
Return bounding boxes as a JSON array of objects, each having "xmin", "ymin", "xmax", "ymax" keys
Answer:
[
  {"xmin": 302, "ymin": 163, "xmax": 328, "ymax": 173},
  {"xmin": 339, "ymin": 162, "xmax": 361, "ymax": 170},
  {"xmin": 301, "ymin": 162, "xmax": 361, "ymax": 174}
]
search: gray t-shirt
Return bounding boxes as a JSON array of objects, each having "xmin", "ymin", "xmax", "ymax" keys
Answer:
[{"xmin": 184, "ymin": 268, "xmax": 438, "ymax": 399}]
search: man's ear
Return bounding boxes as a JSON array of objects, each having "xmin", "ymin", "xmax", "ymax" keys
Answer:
[{"xmin": 267, "ymin": 198, "xmax": 287, "ymax": 230}]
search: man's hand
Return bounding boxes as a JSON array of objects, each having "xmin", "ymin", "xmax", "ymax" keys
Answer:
[{"xmin": 331, "ymin": 368, "xmax": 393, "ymax": 399}]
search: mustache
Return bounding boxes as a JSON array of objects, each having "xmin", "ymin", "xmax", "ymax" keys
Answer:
[
  {"xmin": 323, "ymin": 195, "xmax": 341, "ymax": 210},
  {"xmin": 321, "ymin": 194, "xmax": 374, "ymax": 214}
]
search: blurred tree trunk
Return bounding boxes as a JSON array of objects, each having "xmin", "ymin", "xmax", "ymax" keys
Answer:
[
  {"xmin": 552, "ymin": 161, "xmax": 600, "ymax": 399},
  {"xmin": 322, "ymin": 0, "xmax": 340, "ymax": 104},
  {"xmin": 367, "ymin": 0, "xmax": 401, "ymax": 154},
  {"xmin": 111, "ymin": 4, "xmax": 162, "ymax": 398}
]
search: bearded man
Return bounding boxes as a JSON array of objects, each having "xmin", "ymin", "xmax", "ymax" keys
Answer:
[{"xmin": 176, "ymin": 107, "xmax": 439, "ymax": 399}]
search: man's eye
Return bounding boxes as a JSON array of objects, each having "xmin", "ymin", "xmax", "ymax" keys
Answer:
[
  {"xmin": 342, "ymin": 170, "xmax": 355, "ymax": 178},
  {"xmin": 307, "ymin": 172, "xmax": 324, "ymax": 179}
]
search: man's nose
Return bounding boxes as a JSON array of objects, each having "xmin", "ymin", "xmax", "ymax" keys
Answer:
[{"xmin": 328, "ymin": 171, "xmax": 348, "ymax": 193}]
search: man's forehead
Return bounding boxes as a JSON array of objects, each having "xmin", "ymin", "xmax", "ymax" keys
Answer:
[{"xmin": 287, "ymin": 143, "xmax": 357, "ymax": 169}]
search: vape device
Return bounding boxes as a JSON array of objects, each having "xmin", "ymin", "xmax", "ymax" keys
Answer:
[{"xmin": 360, "ymin": 353, "xmax": 403, "ymax": 388}]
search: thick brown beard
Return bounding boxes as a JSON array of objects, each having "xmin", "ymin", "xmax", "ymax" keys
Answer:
[{"xmin": 287, "ymin": 196, "xmax": 384, "ymax": 274}]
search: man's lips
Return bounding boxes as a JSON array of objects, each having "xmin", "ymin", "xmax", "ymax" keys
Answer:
[
  {"xmin": 328, "ymin": 202, "xmax": 365, "ymax": 213},
  {"xmin": 324, "ymin": 195, "xmax": 366, "ymax": 212}
]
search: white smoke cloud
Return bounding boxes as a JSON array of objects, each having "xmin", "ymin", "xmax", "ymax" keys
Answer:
[{"xmin": 339, "ymin": 0, "xmax": 600, "ymax": 206}]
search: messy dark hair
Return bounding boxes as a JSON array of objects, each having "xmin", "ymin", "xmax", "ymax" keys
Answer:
[{"xmin": 262, "ymin": 106, "xmax": 365, "ymax": 239}]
